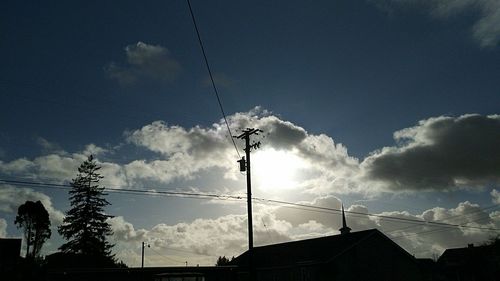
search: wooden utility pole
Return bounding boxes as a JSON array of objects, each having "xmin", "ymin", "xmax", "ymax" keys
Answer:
[
  {"xmin": 235, "ymin": 128, "xmax": 262, "ymax": 281},
  {"xmin": 236, "ymin": 128, "xmax": 262, "ymax": 250}
]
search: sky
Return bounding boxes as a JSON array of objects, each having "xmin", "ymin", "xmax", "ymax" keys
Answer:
[{"xmin": 1, "ymin": 0, "xmax": 500, "ymax": 267}]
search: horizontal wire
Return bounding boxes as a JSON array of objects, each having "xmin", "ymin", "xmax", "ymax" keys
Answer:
[{"xmin": 1, "ymin": 178, "xmax": 499, "ymax": 232}]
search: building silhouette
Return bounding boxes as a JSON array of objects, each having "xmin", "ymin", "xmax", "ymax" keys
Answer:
[
  {"xmin": 231, "ymin": 207, "xmax": 424, "ymax": 281},
  {"xmin": 438, "ymin": 243, "xmax": 500, "ymax": 281},
  {"xmin": 0, "ymin": 238, "xmax": 22, "ymax": 280}
]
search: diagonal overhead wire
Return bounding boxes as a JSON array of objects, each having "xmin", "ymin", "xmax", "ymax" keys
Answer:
[{"xmin": 186, "ymin": 0, "xmax": 241, "ymax": 158}]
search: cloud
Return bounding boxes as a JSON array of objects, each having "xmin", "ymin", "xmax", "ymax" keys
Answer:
[
  {"xmin": 202, "ymin": 73, "xmax": 235, "ymax": 89},
  {"xmin": 0, "ymin": 107, "xmax": 359, "ymax": 194},
  {"xmin": 2, "ymin": 110, "xmax": 498, "ymax": 196},
  {"xmin": 0, "ymin": 147, "xmax": 128, "ymax": 188},
  {"xmin": 109, "ymin": 216, "xmax": 147, "ymax": 243},
  {"xmin": 362, "ymin": 114, "xmax": 500, "ymax": 191},
  {"xmin": 228, "ymin": 108, "xmax": 360, "ymax": 194},
  {"xmin": 109, "ymin": 212, "xmax": 294, "ymax": 266},
  {"xmin": 0, "ymin": 218, "xmax": 7, "ymax": 237},
  {"xmin": 124, "ymin": 107, "xmax": 359, "ymax": 192},
  {"xmin": 108, "ymin": 198, "xmax": 500, "ymax": 266},
  {"xmin": 124, "ymin": 121, "xmax": 237, "ymax": 183},
  {"xmin": 276, "ymin": 195, "xmax": 500, "ymax": 257},
  {"xmin": 491, "ymin": 189, "xmax": 500, "ymax": 204},
  {"xmin": 0, "ymin": 185, "xmax": 64, "ymax": 226},
  {"xmin": 386, "ymin": 201, "xmax": 499, "ymax": 256},
  {"xmin": 0, "ymin": 158, "xmax": 35, "ymax": 175},
  {"xmin": 82, "ymin": 143, "xmax": 108, "ymax": 156},
  {"xmin": 372, "ymin": 0, "xmax": 500, "ymax": 47},
  {"xmin": 275, "ymin": 195, "xmax": 343, "ymax": 227},
  {"xmin": 105, "ymin": 41, "xmax": 181, "ymax": 84},
  {"xmin": 36, "ymin": 137, "xmax": 67, "ymax": 155}
]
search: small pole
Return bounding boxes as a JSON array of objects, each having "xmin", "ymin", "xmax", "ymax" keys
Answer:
[{"xmin": 141, "ymin": 241, "xmax": 145, "ymax": 268}]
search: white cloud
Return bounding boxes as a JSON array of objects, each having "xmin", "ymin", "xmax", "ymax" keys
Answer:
[
  {"xmin": 0, "ymin": 158, "xmax": 35, "ymax": 174},
  {"xmin": 123, "ymin": 107, "xmax": 359, "ymax": 192},
  {"xmin": 82, "ymin": 143, "xmax": 108, "ymax": 156},
  {"xmin": 273, "ymin": 191, "xmax": 499, "ymax": 257},
  {"xmin": 372, "ymin": 0, "xmax": 500, "ymax": 47},
  {"xmin": 0, "ymin": 108, "xmax": 359, "ymax": 195},
  {"xmin": 108, "ymin": 198, "xmax": 500, "ymax": 266},
  {"xmin": 0, "ymin": 149, "xmax": 128, "ymax": 188},
  {"xmin": 106, "ymin": 41, "xmax": 181, "ymax": 84},
  {"xmin": 109, "ymin": 216, "xmax": 147, "ymax": 243},
  {"xmin": 109, "ymin": 212, "xmax": 295, "ymax": 266},
  {"xmin": 0, "ymin": 185, "xmax": 64, "ymax": 226},
  {"xmin": 2, "ymin": 111, "xmax": 499, "ymax": 198},
  {"xmin": 3, "ymin": 109, "xmax": 499, "ymax": 266},
  {"xmin": 491, "ymin": 189, "xmax": 500, "ymax": 204}
]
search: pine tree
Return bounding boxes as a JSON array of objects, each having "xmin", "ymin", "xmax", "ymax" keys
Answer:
[{"xmin": 58, "ymin": 155, "xmax": 114, "ymax": 259}]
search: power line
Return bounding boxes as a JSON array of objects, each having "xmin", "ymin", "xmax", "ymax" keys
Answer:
[
  {"xmin": 148, "ymin": 246, "xmax": 186, "ymax": 265},
  {"xmin": 186, "ymin": 0, "xmax": 241, "ymax": 158},
  {"xmin": 163, "ymin": 246, "xmax": 215, "ymax": 257},
  {"xmin": 2, "ymin": 178, "xmax": 499, "ymax": 232},
  {"xmin": 386, "ymin": 204, "xmax": 500, "ymax": 235},
  {"xmin": 252, "ymin": 197, "xmax": 500, "ymax": 232},
  {"xmin": 391, "ymin": 212, "xmax": 500, "ymax": 240},
  {"xmin": 0, "ymin": 179, "xmax": 244, "ymax": 202}
]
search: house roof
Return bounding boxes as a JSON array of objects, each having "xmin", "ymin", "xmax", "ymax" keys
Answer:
[
  {"xmin": 438, "ymin": 244, "xmax": 500, "ymax": 265},
  {"xmin": 232, "ymin": 229, "xmax": 409, "ymax": 269}
]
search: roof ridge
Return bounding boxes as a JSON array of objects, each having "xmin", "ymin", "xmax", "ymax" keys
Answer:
[{"xmin": 251, "ymin": 229, "xmax": 379, "ymax": 250}]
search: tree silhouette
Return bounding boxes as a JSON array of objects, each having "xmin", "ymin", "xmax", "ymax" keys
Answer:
[
  {"xmin": 58, "ymin": 155, "xmax": 114, "ymax": 260},
  {"xmin": 216, "ymin": 255, "xmax": 234, "ymax": 266},
  {"xmin": 15, "ymin": 200, "xmax": 51, "ymax": 258}
]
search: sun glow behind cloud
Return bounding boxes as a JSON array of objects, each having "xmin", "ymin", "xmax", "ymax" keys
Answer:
[{"xmin": 252, "ymin": 148, "xmax": 308, "ymax": 193}]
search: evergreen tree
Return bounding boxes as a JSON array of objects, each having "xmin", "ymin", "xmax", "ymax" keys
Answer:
[
  {"xmin": 58, "ymin": 155, "xmax": 114, "ymax": 259},
  {"xmin": 15, "ymin": 200, "xmax": 51, "ymax": 258},
  {"xmin": 216, "ymin": 255, "xmax": 234, "ymax": 266}
]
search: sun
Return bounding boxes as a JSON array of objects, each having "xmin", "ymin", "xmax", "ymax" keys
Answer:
[{"xmin": 251, "ymin": 148, "xmax": 307, "ymax": 193}]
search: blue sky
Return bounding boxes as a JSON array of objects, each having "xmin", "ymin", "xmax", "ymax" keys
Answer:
[{"xmin": 1, "ymin": 0, "xmax": 500, "ymax": 266}]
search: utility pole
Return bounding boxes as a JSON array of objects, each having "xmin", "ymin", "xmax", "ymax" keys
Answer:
[
  {"xmin": 235, "ymin": 128, "xmax": 262, "ymax": 281},
  {"xmin": 141, "ymin": 241, "xmax": 149, "ymax": 268},
  {"xmin": 236, "ymin": 128, "xmax": 262, "ymax": 250}
]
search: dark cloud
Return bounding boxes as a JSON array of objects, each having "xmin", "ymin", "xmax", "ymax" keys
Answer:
[
  {"xmin": 260, "ymin": 118, "xmax": 307, "ymax": 149},
  {"xmin": 202, "ymin": 73, "xmax": 235, "ymax": 89},
  {"xmin": 363, "ymin": 114, "xmax": 500, "ymax": 191},
  {"xmin": 105, "ymin": 41, "xmax": 181, "ymax": 84},
  {"xmin": 274, "ymin": 196, "xmax": 343, "ymax": 227},
  {"xmin": 371, "ymin": 0, "xmax": 500, "ymax": 47}
]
